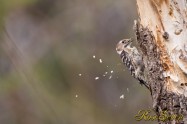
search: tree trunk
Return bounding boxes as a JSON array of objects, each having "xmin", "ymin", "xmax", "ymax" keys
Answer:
[{"xmin": 133, "ymin": 0, "xmax": 187, "ymax": 123}]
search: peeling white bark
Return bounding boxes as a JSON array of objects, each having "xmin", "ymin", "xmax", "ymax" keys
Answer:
[{"xmin": 137, "ymin": 0, "xmax": 187, "ymax": 96}]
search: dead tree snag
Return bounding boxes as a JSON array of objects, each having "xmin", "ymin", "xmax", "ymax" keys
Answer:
[{"xmin": 119, "ymin": 0, "xmax": 187, "ymax": 123}]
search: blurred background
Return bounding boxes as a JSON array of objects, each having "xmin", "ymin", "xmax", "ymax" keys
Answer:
[{"xmin": 0, "ymin": 0, "xmax": 155, "ymax": 124}]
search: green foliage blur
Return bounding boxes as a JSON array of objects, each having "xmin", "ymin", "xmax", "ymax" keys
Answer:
[{"xmin": 0, "ymin": 0, "xmax": 155, "ymax": 124}]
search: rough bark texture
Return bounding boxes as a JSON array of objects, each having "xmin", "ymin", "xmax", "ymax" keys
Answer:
[
  {"xmin": 133, "ymin": 0, "xmax": 187, "ymax": 123},
  {"xmin": 135, "ymin": 21, "xmax": 187, "ymax": 124}
]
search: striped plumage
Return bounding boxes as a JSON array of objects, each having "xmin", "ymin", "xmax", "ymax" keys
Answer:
[
  {"xmin": 121, "ymin": 50, "xmax": 136, "ymax": 77},
  {"xmin": 116, "ymin": 39, "xmax": 149, "ymax": 88}
]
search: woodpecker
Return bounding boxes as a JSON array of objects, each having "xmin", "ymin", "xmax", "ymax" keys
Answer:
[{"xmin": 116, "ymin": 39, "xmax": 149, "ymax": 88}]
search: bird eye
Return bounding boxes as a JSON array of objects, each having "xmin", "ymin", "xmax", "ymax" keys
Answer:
[{"xmin": 122, "ymin": 41, "xmax": 125, "ymax": 43}]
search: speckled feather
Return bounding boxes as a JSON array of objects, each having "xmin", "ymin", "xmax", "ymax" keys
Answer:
[
  {"xmin": 121, "ymin": 50, "xmax": 136, "ymax": 77},
  {"xmin": 116, "ymin": 39, "xmax": 149, "ymax": 88}
]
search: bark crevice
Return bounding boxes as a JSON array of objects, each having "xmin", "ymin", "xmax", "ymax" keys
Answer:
[{"xmin": 135, "ymin": 22, "xmax": 187, "ymax": 124}]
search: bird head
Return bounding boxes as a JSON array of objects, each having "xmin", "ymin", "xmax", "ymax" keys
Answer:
[{"xmin": 116, "ymin": 39, "xmax": 132, "ymax": 54}]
